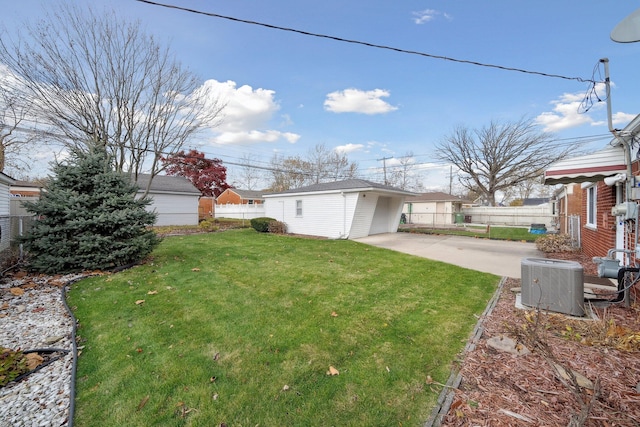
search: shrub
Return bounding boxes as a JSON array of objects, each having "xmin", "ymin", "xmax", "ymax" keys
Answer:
[
  {"xmin": 198, "ymin": 218, "xmax": 219, "ymax": 232},
  {"xmin": 250, "ymin": 217, "xmax": 276, "ymax": 233},
  {"xmin": 268, "ymin": 220, "xmax": 287, "ymax": 234},
  {"xmin": 0, "ymin": 348, "xmax": 27, "ymax": 387},
  {"xmin": 535, "ymin": 233, "xmax": 576, "ymax": 253}
]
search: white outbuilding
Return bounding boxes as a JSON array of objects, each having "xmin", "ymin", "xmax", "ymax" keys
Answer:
[
  {"xmin": 263, "ymin": 179, "xmax": 415, "ymax": 239},
  {"xmin": 135, "ymin": 174, "xmax": 201, "ymax": 226}
]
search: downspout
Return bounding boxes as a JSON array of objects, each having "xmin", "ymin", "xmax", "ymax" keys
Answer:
[
  {"xmin": 340, "ymin": 191, "xmax": 349, "ymax": 239},
  {"xmin": 563, "ymin": 187, "xmax": 569, "ymax": 234},
  {"xmin": 602, "ymin": 59, "xmax": 633, "ymax": 197},
  {"xmin": 600, "ymin": 58, "xmax": 638, "ymax": 260},
  {"xmin": 603, "ymin": 58, "xmax": 636, "ymax": 306}
]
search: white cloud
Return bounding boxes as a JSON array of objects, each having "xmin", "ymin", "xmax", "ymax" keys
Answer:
[
  {"xmin": 535, "ymin": 87, "xmax": 601, "ymax": 132},
  {"xmin": 535, "ymin": 82, "xmax": 636, "ymax": 132},
  {"xmin": 411, "ymin": 9, "xmax": 451, "ymax": 25},
  {"xmin": 334, "ymin": 143, "xmax": 364, "ymax": 154},
  {"xmin": 200, "ymin": 79, "xmax": 300, "ymax": 145},
  {"xmin": 324, "ymin": 88, "xmax": 398, "ymax": 115},
  {"xmin": 592, "ymin": 111, "xmax": 636, "ymax": 128}
]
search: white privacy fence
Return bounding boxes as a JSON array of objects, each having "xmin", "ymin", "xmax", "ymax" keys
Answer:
[
  {"xmin": 405, "ymin": 205, "xmax": 554, "ymax": 228},
  {"xmin": 460, "ymin": 206, "xmax": 553, "ymax": 227},
  {"xmin": 214, "ymin": 204, "xmax": 265, "ymax": 220}
]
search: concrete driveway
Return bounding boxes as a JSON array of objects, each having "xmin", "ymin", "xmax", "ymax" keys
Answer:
[{"xmin": 355, "ymin": 232, "xmax": 543, "ymax": 278}]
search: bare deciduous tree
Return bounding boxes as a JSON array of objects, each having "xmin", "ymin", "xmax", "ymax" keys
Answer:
[
  {"xmin": 234, "ymin": 153, "xmax": 264, "ymax": 190},
  {"xmin": 436, "ymin": 118, "xmax": 569, "ymax": 206},
  {"xmin": 386, "ymin": 151, "xmax": 425, "ymax": 191},
  {"xmin": 267, "ymin": 143, "xmax": 358, "ymax": 191},
  {"xmin": 0, "ymin": 83, "xmax": 39, "ymax": 174},
  {"xmin": 0, "ymin": 4, "xmax": 223, "ymax": 195}
]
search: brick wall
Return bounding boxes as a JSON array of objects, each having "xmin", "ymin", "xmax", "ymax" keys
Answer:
[
  {"xmin": 216, "ymin": 190, "xmax": 241, "ymax": 204},
  {"xmin": 581, "ymin": 181, "xmax": 616, "ymax": 259}
]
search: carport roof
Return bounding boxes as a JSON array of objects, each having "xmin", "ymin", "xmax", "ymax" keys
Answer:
[{"xmin": 263, "ymin": 179, "xmax": 416, "ymax": 197}]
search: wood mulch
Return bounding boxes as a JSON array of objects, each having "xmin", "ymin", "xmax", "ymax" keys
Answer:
[{"xmin": 439, "ymin": 251, "xmax": 640, "ymax": 427}]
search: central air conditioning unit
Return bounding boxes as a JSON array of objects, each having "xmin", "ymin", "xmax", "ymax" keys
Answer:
[{"xmin": 521, "ymin": 258, "xmax": 585, "ymax": 316}]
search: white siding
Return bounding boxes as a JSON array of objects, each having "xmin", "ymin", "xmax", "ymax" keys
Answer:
[
  {"xmin": 0, "ymin": 182, "xmax": 10, "ymax": 216},
  {"xmin": 265, "ymin": 190, "xmax": 407, "ymax": 239},
  {"xmin": 265, "ymin": 192, "xmax": 359, "ymax": 239},
  {"xmin": 146, "ymin": 193, "xmax": 199, "ymax": 226},
  {"xmin": 0, "ymin": 183, "xmax": 11, "ymax": 250},
  {"xmin": 349, "ymin": 193, "xmax": 378, "ymax": 239}
]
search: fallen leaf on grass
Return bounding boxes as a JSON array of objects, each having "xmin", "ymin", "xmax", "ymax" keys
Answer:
[
  {"xmin": 191, "ymin": 268, "xmax": 201, "ymax": 272},
  {"xmin": 136, "ymin": 395, "xmax": 150, "ymax": 411},
  {"xmin": 147, "ymin": 290, "xmax": 158, "ymax": 295},
  {"xmin": 9, "ymin": 287, "xmax": 24, "ymax": 296},
  {"xmin": 330, "ymin": 311, "xmax": 338, "ymax": 317},
  {"xmin": 135, "ymin": 300, "xmax": 145, "ymax": 305},
  {"xmin": 326, "ymin": 366, "xmax": 339, "ymax": 376}
]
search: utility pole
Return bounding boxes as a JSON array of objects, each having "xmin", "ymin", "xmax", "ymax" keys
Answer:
[
  {"xmin": 449, "ymin": 165, "xmax": 453, "ymax": 194},
  {"xmin": 377, "ymin": 156, "xmax": 391, "ymax": 185}
]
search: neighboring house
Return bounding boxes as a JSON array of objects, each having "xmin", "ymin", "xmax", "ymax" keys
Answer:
[
  {"xmin": 10, "ymin": 180, "xmax": 45, "ymax": 197},
  {"xmin": 521, "ymin": 197, "xmax": 550, "ymax": 206},
  {"xmin": 215, "ymin": 188, "xmax": 265, "ymax": 220},
  {"xmin": 134, "ymin": 174, "xmax": 201, "ymax": 226},
  {"xmin": 544, "ymin": 114, "xmax": 640, "ymax": 262},
  {"xmin": 10, "ymin": 180, "xmax": 45, "ymax": 216},
  {"xmin": 402, "ymin": 192, "xmax": 468, "ymax": 225},
  {"xmin": 263, "ymin": 179, "xmax": 415, "ymax": 239},
  {"xmin": 199, "ymin": 196, "xmax": 215, "ymax": 221},
  {"xmin": 551, "ymin": 184, "xmax": 583, "ymax": 238},
  {"xmin": 0, "ymin": 172, "xmax": 16, "ymax": 251}
]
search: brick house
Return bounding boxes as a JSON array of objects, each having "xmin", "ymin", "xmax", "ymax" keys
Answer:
[
  {"xmin": 216, "ymin": 189, "xmax": 264, "ymax": 205},
  {"xmin": 215, "ymin": 189, "xmax": 265, "ymax": 220},
  {"xmin": 545, "ymin": 115, "xmax": 640, "ymax": 263},
  {"xmin": 552, "ymin": 184, "xmax": 583, "ymax": 235}
]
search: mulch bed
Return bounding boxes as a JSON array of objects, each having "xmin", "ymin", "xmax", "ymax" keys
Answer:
[{"xmin": 439, "ymin": 251, "xmax": 640, "ymax": 426}]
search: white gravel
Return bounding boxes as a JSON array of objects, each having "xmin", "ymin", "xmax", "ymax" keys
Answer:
[{"xmin": 0, "ymin": 274, "xmax": 83, "ymax": 427}]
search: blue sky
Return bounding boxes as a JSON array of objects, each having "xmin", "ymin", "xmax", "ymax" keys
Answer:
[{"xmin": 3, "ymin": 0, "xmax": 640, "ymax": 191}]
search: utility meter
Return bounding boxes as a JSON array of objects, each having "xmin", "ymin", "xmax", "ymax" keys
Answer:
[{"xmin": 611, "ymin": 202, "xmax": 638, "ymax": 220}]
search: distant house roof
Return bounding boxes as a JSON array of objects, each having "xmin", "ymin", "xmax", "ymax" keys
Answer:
[
  {"xmin": 263, "ymin": 179, "xmax": 415, "ymax": 197},
  {"xmin": 0, "ymin": 172, "xmax": 16, "ymax": 186},
  {"xmin": 227, "ymin": 189, "xmax": 264, "ymax": 200},
  {"xmin": 522, "ymin": 198, "xmax": 550, "ymax": 206},
  {"xmin": 405, "ymin": 192, "xmax": 468, "ymax": 203},
  {"xmin": 134, "ymin": 174, "xmax": 201, "ymax": 195}
]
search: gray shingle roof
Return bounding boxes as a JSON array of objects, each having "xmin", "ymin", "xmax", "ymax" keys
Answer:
[
  {"xmin": 264, "ymin": 179, "xmax": 415, "ymax": 196},
  {"xmin": 228, "ymin": 189, "xmax": 265, "ymax": 200},
  {"xmin": 133, "ymin": 174, "xmax": 201, "ymax": 195}
]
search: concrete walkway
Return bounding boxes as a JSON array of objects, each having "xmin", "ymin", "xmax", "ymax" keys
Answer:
[{"xmin": 355, "ymin": 232, "xmax": 543, "ymax": 278}]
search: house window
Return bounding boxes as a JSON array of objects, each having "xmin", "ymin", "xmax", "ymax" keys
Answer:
[
  {"xmin": 248, "ymin": 199, "xmax": 254, "ymax": 205},
  {"xmin": 586, "ymin": 185, "xmax": 597, "ymax": 228},
  {"xmin": 296, "ymin": 200, "xmax": 303, "ymax": 217}
]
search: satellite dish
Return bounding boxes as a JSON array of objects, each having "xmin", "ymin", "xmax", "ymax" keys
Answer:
[{"xmin": 611, "ymin": 8, "xmax": 640, "ymax": 43}]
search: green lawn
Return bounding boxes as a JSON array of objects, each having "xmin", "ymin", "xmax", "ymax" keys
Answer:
[
  {"xmin": 68, "ymin": 229, "xmax": 499, "ymax": 426},
  {"xmin": 400, "ymin": 225, "xmax": 541, "ymax": 242}
]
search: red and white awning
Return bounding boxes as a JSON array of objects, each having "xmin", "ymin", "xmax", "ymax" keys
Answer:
[{"xmin": 544, "ymin": 145, "xmax": 627, "ymax": 185}]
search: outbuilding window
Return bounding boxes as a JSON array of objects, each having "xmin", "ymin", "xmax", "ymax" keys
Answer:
[{"xmin": 296, "ymin": 200, "xmax": 303, "ymax": 217}]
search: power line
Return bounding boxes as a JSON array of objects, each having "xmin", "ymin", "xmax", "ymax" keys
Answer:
[{"xmin": 135, "ymin": 0, "xmax": 597, "ymax": 84}]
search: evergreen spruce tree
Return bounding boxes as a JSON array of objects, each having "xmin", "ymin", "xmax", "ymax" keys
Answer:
[{"xmin": 21, "ymin": 149, "xmax": 160, "ymax": 273}]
